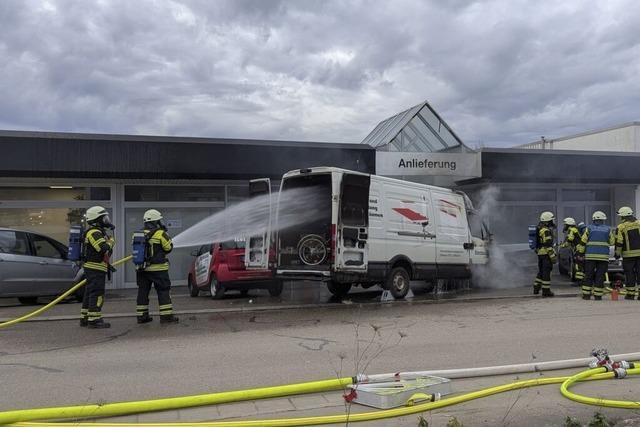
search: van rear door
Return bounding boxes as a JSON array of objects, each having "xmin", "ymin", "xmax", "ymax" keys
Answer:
[
  {"xmin": 335, "ymin": 173, "xmax": 370, "ymax": 272},
  {"xmin": 245, "ymin": 178, "xmax": 271, "ymax": 270}
]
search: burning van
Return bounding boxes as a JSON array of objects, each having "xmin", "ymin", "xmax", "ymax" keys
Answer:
[{"xmin": 245, "ymin": 167, "xmax": 490, "ymax": 298}]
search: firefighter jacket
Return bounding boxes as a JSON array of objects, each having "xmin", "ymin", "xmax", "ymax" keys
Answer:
[
  {"xmin": 143, "ymin": 226, "xmax": 173, "ymax": 272},
  {"xmin": 562, "ymin": 225, "xmax": 581, "ymax": 249},
  {"xmin": 615, "ymin": 219, "xmax": 640, "ymax": 258},
  {"xmin": 577, "ymin": 224, "xmax": 614, "ymax": 261},
  {"xmin": 83, "ymin": 226, "xmax": 114, "ymax": 272},
  {"xmin": 536, "ymin": 225, "xmax": 554, "ymax": 256}
]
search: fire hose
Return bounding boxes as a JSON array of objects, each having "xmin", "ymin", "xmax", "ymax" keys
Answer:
[
  {"xmin": 2, "ymin": 351, "xmax": 640, "ymax": 426},
  {"xmin": 0, "ymin": 255, "xmax": 133, "ymax": 329}
]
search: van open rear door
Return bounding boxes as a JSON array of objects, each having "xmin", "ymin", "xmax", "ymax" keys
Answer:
[
  {"xmin": 245, "ymin": 178, "xmax": 271, "ymax": 270},
  {"xmin": 335, "ymin": 173, "xmax": 370, "ymax": 272}
]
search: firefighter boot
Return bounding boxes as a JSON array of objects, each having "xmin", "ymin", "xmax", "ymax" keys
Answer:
[
  {"xmin": 160, "ymin": 314, "xmax": 179, "ymax": 324},
  {"xmin": 79, "ymin": 317, "xmax": 88, "ymax": 327},
  {"xmin": 88, "ymin": 319, "xmax": 111, "ymax": 329},
  {"xmin": 533, "ymin": 285, "xmax": 541, "ymax": 295},
  {"xmin": 582, "ymin": 294, "xmax": 591, "ymax": 300},
  {"xmin": 594, "ymin": 295, "xmax": 603, "ymax": 301},
  {"xmin": 542, "ymin": 289, "xmax": 555, "ymax": 298},
  {"xmin": 137, "ymin": 313, "xmax": 153, "ymax": 324}
]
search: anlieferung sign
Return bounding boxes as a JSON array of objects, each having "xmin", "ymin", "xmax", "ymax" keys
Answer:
[{"xmin": 376, "ymin": 152, "xmax": 482, "ymax": 177}]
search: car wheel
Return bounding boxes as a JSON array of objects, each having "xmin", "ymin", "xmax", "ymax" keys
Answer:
[
  {"xmin": 209, "ymin": 275, "xmax": 225, "ymax": 300},
  {"xmin": 18, "ymin": 297, "xmax": 38, "ymax": 305},
  {"xmin": 570, "ymin": 260, "xmax": 578, "ymax": 282},
  {"xmin": 268, "ymin": 280, "xmax": 284, "ymax": 297},
  {"xmin": 188, "ymin": 276, "xmax": 200, "ymax": 297},
  {"xmin": 327, "ymin": 281, "xmax": 351, "ymax": 298},
  {"xmin": 387, "ymin": 267, "xmax": 410, "ymax": 299},
  {"xmin": 558, "ymin": 262, "xmax": 568, "ymax": 275}
]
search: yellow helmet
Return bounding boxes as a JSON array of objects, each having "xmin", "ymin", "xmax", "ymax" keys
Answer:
[
  {"xmin": 563, "ymin": 217, "xmax": 576, "ymax": 226},
  {"xmin": 617, "ymin": 206, "xmax": 634, "ymax": 217},
  {"xmin": 592, "ymin": 211, "xmax": 607, "ymax": 221},
  {"xmin": 143, "ymin": 209, "xmax": 163, "ymax": 223},
  {"xmin": 540, "ymin": 211, "xmax": 555, "ymax": 222}
]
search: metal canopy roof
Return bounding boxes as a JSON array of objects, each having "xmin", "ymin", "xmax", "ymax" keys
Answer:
[{"xmin": 361, "ymin": 100, "xmax": 472, "ymax": 153}]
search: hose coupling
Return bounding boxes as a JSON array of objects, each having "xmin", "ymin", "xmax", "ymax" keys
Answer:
[{"xmin": 613, "ymin": 368, "xmax": 627, "ymax": 379}]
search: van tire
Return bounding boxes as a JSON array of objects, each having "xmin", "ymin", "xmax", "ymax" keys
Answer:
[
  {"xmin": 387, "ymin": 267, "xmax": 410, "ymax": 299},
  {"xmin": 188, "ymin": 276, "xmax": 200, "ymax": 297},
  {"xmin": 209, "ymin": 275, "xmax": 225, "ymax": 300},
  {"xmin": 268, "ymin": 280, "xmax": 284, "ymax": 297},
  {"xmin": 327, "ymin": 281, "xmax": 351, "ymax": 297}
]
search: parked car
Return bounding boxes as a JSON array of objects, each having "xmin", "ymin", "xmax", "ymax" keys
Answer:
[
  {"xmin": 186, "ymin": 239, "xmax": 282, "ymax": 299},
  {"xmin": 558, "ymin": 245, "xmax": 623, "ymax": 282},
  {"xmin": 0, "ymin": 227, "xmax": 84, "ymax": 305}
]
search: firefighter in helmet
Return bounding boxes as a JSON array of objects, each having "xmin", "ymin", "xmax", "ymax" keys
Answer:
[
  {"xmin": 560, "ymin": 217, "xmax": 584, "ymax": 283},
  {"xmin": 135, "ymin": 209, "xmax": 179, "ymax": 324},
  {"xmin": 534, "ymin": 211, "xmax": 556, "ymax": 297},
  {"xmin": 576, "ymin": 211, "xmax": 615, "ymax": 300},
  {"xmin": 81, "ymin": 206, "xmax": 115, "ymax": 329},
  {"xmin": 615, "ymin": 206, "xmax": 640, "ymax": 300}
]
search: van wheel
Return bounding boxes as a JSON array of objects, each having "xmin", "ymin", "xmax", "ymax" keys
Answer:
[
  {"xmin": 268, "ymin": 280, "xmax": 283, "ymax": 297},
  {"xmin": 18, "ymin": 297, "xmax": 38, "ymax": 305},
  {"xmin": 387, "ymin": 267, "xmax": 410, "ymax": 299},
  {"xmin": 209, "ymin": 275, "xmax": 225, "ymax": 300},
  {"xmin": 188, "ymin": 276, "xmax": 200, "ymax": 297},
  {"xmin": 327, "ymin": 281, "xmax": 352, "ymax": 297}
]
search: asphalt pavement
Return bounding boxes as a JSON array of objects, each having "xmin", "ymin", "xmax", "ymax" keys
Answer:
[{"xmin": 2, "ymin": 272, "xmax": 640, "ymax": 426}]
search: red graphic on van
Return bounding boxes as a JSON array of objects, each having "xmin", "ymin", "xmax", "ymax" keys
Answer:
[
  {"xmin": 392, "ymin": 207, "xmax": 428, "ymax": 222},
  {"xmin": 438, "ymin": 199, "xmax": 462, "ymax": 218}
]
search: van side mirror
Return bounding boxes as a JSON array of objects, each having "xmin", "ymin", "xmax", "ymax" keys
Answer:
[{"xmin": 421, "ymin": 221, "xmax": 429, "ymax": 227}]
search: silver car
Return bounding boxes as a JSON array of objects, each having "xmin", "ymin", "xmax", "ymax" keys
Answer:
[{"xmin": 0, "ymin": 227, "xmax": 83, "ymax": 305}]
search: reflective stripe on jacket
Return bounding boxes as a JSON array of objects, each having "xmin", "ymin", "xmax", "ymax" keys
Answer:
[
  {"xmin": 578, "ymin": 224, "xmax": 614, "ymax": 261},
  {"xmin": 83, "ymin": 227, "xmax": 113, "ymax": 272},
  {"xmin": 536, "ymin": 225, "xmax": 554, "ymax": 256},
  {"xmin": 564, "ymin": 226, "xmax": 581, "ymax": 248},
  {"xmin": 144, "ymin": 228, "xmax": 173, "ymax": 272},
  {"xmin": 616, "ymin": 219, "xmax": 640, "ymax": 258}
]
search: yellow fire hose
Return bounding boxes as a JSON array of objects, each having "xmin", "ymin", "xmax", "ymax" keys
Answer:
[
  {"xmin": 0, "ymin": 256, "xmax": 133, "ymax": 329},
  {"xmin": 4, "ymin": 368, "xmax": 640, "ymax": 426}
]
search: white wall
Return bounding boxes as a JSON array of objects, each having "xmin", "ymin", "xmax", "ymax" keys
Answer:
[{"xmin": 551, "ymin": 125, "xmax": 639, "ymax": 152}]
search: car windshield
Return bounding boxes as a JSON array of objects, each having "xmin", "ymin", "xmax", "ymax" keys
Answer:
[{"xmin": 220, "ymin": 239, "xmax": 246, "ymax": 249}]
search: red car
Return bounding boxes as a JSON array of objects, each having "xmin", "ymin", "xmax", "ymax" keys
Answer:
[{"xmin": 186, "ymin": 240, "xmax": 282, "ymax": 299}]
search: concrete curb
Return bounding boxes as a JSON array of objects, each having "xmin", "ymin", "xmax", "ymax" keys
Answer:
[{"xmin": 0, "ymin": 291, "xmax": 580, "ymax": 323}]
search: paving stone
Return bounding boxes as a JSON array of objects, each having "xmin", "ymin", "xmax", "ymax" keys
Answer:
[
  {"xmin": 217, "ymin": 401, "xmax": 259, "ymax": 419},
  {"xmin": 135, "ymin": 409, "xmax": 181, "ymax": 422},
  {"xmin": 177, "ymin": 405, "xmax": 220, "ymax": 421}
]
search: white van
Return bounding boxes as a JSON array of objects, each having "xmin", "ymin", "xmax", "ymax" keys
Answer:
[{"xmin": 245, "ymin": 167, "xmax": 490, "ymax": 298}]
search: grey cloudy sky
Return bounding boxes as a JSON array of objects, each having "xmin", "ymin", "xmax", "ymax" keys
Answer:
[{"xmin": 1, "ymin": 0, "xmax": 638, "ymax": 147}]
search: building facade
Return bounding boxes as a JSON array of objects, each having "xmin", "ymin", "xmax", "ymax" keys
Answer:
[{"xmin": 1, "ymin": 103, "xmax": 639, "ymax": 288}]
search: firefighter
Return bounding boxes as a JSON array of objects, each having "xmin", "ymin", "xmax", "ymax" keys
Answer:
[
  {"xmin": 615, "ymin": 206, "xmax": 640, "ymax": 300},
  {"xmin": 534, "ymin": 211, "xmax": 556, "ymax": 297},
  {"xmin": 576, "ymin": 211, "xmax": 615, "ymax": 300},
  {"xmin": 561, "ymin": 217, "xmax": 584, "ymax": 282},
  {"xmin": 135, "ymin": 209, "xmax": 179, "ymax": 324},
  {"xmin": 80, "ymin": 206, "xmax": 115, "ymax": 329}
]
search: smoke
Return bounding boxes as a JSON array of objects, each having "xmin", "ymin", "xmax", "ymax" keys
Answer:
[
  {"xmin": 471, "ymin": 186, "xmax": 535, "ymax": 288},
  {"xmin": 172, "ymin": 187, "xmax": 326, "ymax": 248}
]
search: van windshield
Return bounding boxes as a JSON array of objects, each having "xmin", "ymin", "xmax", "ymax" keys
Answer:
[{"xmin": 220, "ymin": 240, "xmax": 246, "ymax": 249}]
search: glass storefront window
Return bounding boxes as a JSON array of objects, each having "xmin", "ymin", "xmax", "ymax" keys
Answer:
[
  {"xmin": 125, "ymin": 186, "xmax": 225, "ymax": 202},
  {"xmin": 227, "ymin": 186, "xmax": 249, "ymax": 206},
  {"xmin": 0, "ymin": 186, "xmax": 110, "ymax": 201},
  {"xmin": 0, "ymin": 208, "xmax": 111, "ymax": 244},
  {"xmin": 497, "ymin": 189, "xmax": 557, "ymax": 202},
  {"xmin": 124, "ymin": 207, "xmax": 223, "ymax": 284},
  {"xmin": 562, "ymin": 189, "xmax": 610, "ymax": 202},
  {"xmin": 491, "ymin": 205, "xmax": 556, "ymax": 244}
]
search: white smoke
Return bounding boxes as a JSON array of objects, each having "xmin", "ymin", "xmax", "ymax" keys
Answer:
[
  {"xmin": 472, "ymin": 186, "xmax": 534, "ymax": 288},
  {"xmin": 172, "ymin": 187, "xmax": 326, "ymax": 248}
]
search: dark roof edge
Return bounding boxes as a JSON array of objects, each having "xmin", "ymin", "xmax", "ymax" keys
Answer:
[{"xmin": 0, "ymin": 129, "xmax": 372, "ymax": 150}]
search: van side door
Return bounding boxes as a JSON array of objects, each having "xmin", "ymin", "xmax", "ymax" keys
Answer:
[
  {"xmin": 245, "ymin": 178, "xmax": 271, "ymax": 270},
  {"xmin": 432, "ymin": 192, "xmax": 472, "ymax": 267}
]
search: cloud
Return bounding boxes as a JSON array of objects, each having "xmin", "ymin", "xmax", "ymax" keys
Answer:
[{"xmin": 0, "ymin": 0, "xmax": 638, "ymax": 146}]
